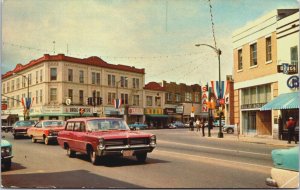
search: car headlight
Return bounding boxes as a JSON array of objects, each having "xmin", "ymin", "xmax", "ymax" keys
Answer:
[
  {"xmin": 1, "ymin": 147, "xmax": 11, "ymax": 154},
  {"xmin": 150, "ymin": 135, "xmax": 156, "ymax": 146},
  {"xmin": 98, "ymin": 138, "xmax": 105, "ymax": 149}
]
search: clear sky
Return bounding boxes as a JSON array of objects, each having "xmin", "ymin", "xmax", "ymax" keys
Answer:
[{"xmin": 1, "ymin": 0, "xmax": 299, "ymax": 85}]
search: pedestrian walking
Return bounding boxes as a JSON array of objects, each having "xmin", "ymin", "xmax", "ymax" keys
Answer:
[
  {"xmin": 190, "ymin": 118, "xmax": 194, "ymax": 131},
  {"xmin": 201, "ymin": 119, "xmax": 205, "ymax": 137},
  {"xmin": 286, "ymin": 117, "xmax": 297, "ymax": 144},
  {"xmin": 196, "ymin": 118, "xmax": 200, "ymax": 132}
]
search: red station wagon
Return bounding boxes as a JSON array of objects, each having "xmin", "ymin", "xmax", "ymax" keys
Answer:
[
  {"xmin": 27, "ymin": 120, "xmax": 65, "ymax": 145},
  {"xmin": 57, "ymin": 117, "xmax": 157, "ymax": 164}
]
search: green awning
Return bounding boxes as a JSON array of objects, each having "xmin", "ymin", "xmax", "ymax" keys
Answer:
[
  {"xmin": 30, "ymin": 112, "xmax": 93, "ymax": 118},
  {"xmin": 145, "ymin": 114, "xmax": 169, "ymax": 118},
  {"xmin": 260, "ymin": 92, "xmax": 299, "ymax": 111}
]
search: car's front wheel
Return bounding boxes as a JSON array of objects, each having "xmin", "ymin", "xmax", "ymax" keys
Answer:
[
  {"xmin": 88, "ymin": 147, "xmax": 99, "ymax": 165},
  {"xmin": 227, "ymin": 128, "xmax": 234, "ymax": 134},
  {"xmin": 44, "ymin": 137, "xmax": 50, "ymax": 145},
  {"xmin": 136, "ymin": 153, "xmax": 147, "ymax": 163},
  {"xmin": 31, "ymin": 136, "xmax": 37, "ymax": 143}
]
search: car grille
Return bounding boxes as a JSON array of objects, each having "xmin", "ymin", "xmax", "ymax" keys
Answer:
[
  {"xmin": 105, "ymin": 138, "xmax": 150, "ymax": 147},
  {"xmin": 16, "ymin": 129, "xmax": 27, "ymax": 132}
]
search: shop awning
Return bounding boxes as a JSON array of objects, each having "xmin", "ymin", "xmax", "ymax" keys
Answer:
[
  {"xmin": 30, "ymin": 113, "xmax": 94, "ymax": 118},
  {"xmin": 145, "ymin": 114, "xmax": 169, "ymax": 118},
  {"xmin": 1, "ymin": 115, "xmax": 9, "ymax": 120},
  {"xmin": 260, "ymin": 92, "xmax": 299, "ymax": 111}
]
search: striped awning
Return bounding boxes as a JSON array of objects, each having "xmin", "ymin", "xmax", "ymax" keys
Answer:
[{"xmin": 260, "ymin": 92, "xmax": 299, "ymax": 111}]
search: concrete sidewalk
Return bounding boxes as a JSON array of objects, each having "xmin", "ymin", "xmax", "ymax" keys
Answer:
[{"xmin": 190, "ymin": 129, "xmax": 298, "ymax": 147}]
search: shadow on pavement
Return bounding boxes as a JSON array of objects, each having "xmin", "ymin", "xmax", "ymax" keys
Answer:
[
  {"xmin": 2, "ymin": 169, "xmax": 144, "ymax": 188},
  {"xmin": 74, "ymin": 153, "xmax": 169, "ymax": 167}
]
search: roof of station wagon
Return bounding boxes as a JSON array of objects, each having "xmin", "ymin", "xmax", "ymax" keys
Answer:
[{"xmin": 66, "ymin": 117, "xmax": 123, "ymax": 122}]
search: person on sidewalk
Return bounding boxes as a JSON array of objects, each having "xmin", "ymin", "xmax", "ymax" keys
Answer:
[
  {"xmin": 286, "ymin": 117, "xmax": 297, "ymax": 144},
  {"xmin": 196, "ymin": 118, "xmax": 200, "ymax": 132},
  {"xmin": 189, "ymin": 118, "xmax": 194, "ymax": 131},
  {"xmin": 201, "ymin": 119, "xmax": 206, "ymax": 137}
]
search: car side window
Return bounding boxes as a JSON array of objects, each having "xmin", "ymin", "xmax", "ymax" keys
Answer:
[
  {"xmin": 74, "ymin": 122, "xmax": 81, "ymax": 132},
  {"xmin": 80, "ymin": 122, "xmax": 86, "ymax": 132},
  {"xmin": 66, "ymin": 122, "xmax": 74, "ymax": 131},
  {"xmin": 36, "ymin": 122, "xmax": 42, "ymax": 128}
]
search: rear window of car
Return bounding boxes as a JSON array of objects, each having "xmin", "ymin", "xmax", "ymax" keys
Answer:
[
  {"xmin": 15, "ymin": 121, "xmax": 35, "ymax": 127},
  {"xmin": 86, "ymin": 119, "xmax": 129, "ymax": 131},
  {"xmin": 44, "ymin": 121, "xmax": 64, "ymax": 127}
]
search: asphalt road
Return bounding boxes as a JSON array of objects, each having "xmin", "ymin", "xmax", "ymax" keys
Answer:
[{"xmin": 1, "ymin": 128, "xmax": 281, "ymax": 188}]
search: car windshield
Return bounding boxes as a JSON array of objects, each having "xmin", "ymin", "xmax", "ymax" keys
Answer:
[
  {"xmin": 15, "ymin": 121, "xmax": 35, "ymax": 127},
  {"xmin": 44, "ymin": 121, "xmax": 64, "ymax": 127},
  {"xmin": 86, "ymin": 119, "xmax": 129, "ymax": 131}
]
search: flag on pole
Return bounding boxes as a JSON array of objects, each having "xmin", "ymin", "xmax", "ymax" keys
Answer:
[
  {"xmin": 114, "ymin": 99, "xmax": 122, "ymax": 109},
  {"xmin": 211, "ymin": 81, "xmax": 228, "ymax": 99}
]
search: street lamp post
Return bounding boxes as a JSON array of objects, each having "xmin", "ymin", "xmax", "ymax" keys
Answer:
[
  {"xmin": 13, "ymin": 72, "xmax": 30, "ymax": 121},
  {"xmin": 195, "ymin": 43, "xmax": 223, "ymax": 138}
]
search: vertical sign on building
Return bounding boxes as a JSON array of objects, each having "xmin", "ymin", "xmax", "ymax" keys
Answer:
[{"xmin": 201, "ymin": 86, "xmax": 208, "ymax": 112}]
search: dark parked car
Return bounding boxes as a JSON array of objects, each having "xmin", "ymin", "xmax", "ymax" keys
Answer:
[{"xmin": 12, "ymin": 120, "xmax": 36, "ymax": 139}]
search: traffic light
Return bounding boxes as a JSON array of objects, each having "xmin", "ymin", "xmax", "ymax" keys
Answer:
[
  {"xmin": 87, "ymin": 97, "xmax": 93, "ymax": 105},
  {"xmin": 97, "ymin": 97, "xmax": 103, "ymax": 105}
]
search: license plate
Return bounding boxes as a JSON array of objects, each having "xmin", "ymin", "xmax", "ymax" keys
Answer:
[{"xmin": 122, "ymin": 150, "xmax": 133, "ymax": 157}]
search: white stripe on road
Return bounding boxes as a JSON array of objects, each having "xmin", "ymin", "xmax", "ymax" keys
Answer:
[
  {"xmin": 153, "ymin": 149, "xmax": 271, "ymax": 173},
  {"xmin": 158, "ymin": 140, "xmax": 270, "ymax": 156}
]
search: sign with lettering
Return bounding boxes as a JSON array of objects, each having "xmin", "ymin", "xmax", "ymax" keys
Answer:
[
  {"xmin": 164, "ymin": 108, "xmax": 176, "ymax": 115},
  {"xmin": 277, "ymin": 64, "xmax": 298, "ymax": 74},
  {"xmin": 128, "ymin": 107, "xmax": 144, "ymax": 115},
  {"xmin": 175, "ymin": 106, "xmax": 184, "ymax": 114},
  {"xmin": 144, "ymin": 108, "xmax": 163, "ymax": 115}
]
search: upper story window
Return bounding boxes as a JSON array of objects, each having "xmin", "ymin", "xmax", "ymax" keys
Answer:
[
  {"xmin": 79, "ymin": 70, "xmax": 84, "ymax": 83},
  {"xmin": 241, "ymin": 84, "xmax": 271, "ymax": 105},
  {"xmin": 155, "ymin": 96, "xmax": 161, "ymax": 106},
  {"xmin": 16, "ymin": 95, "xmax": 20, "ymax": 106},
  {"xmin": 40, "ymin": 89, "xmax": 43, "ymax": 103},
  {"xmin": 50, "ymin": 88, "xmax": 57, "ymax": 101},
  {"xmin": 28, "ymin": 74, "xmax": 32, "ymax": 85},
  {"xmin": 68, "ymin": 89, "xmax": 73, "ymax": 101},
  {"xmin": 146, "ymin": 96, "xmax": 152, "ymax": 106},
  {"xmin": 36, "ymin": 71, "xmax": 39, "ymax": 84},
  {"xmin": 185, "ymin": 92, "xmax": 192, "ymax": 102},
  {"xmin": 120, "ymin": 76, "xmax": 128, "ymax": 88},
  {"xmin": 50, "ymin": 68, "xmax": 57, "ymax": 81},
  {"xmin": 22, "ymin": 77, "xmax": 26, "ymax": 88},
  {"xmin": 7, "ymin": 81, "xmax": 10, "ymax": 92},
  {"xmin": 96, "ymin": 73, "xmax": 100, "ymax": 85},
  {"xmin": 79, "ymin": 90, "xmax": 84, "ymax": 104},
  {"xmin": 16, "ymin": 78, "xmax": 20, "ymax": 89},
  {"xmin": 175, "ymin": 93, "xmax": 181, "ymax": 102},
  {"xmin": 291, "ymin": 46, "xmax": 298, "ymax": 65},
  {"xmin": 195, "ymin": 92, "xmax": 200, "ymax": 102},
  {"xmin": 266, "ymin": 37, "xmax": 272, "ymax": 62},
  {"xmin": 36, "ymin": 90, "xmax": 39, "ymax": 104},
  {"xmin": 92, "ymin": 72, "xmax": 96, "ymax": 84},
  {"xmin": 133, "ymin": 95, "xmax": 139, "ymax": 106},
  {"xmin": 108, "ymin": 74, "xmax": 116, "ymax": 87},
  {"xmin": 11, "ymin": 80, "xmax": 15, "ymax": 91},
  {"xmin": 2, "ymin": 83, "xmax": 5, "ymax": 94},
  {"xmin": 250, "ymin": 43, "xmax": 257, "ymax": 66},
  {"xmin": 68, "ymin": 69, "xmax": 73, "ymax": 82},
  {"xmin": 238, "ymin": 49, "xmax": 243, "ymax": 70},
  {"xmin": 108, "ymin": 92, "xmax": 116, "ymax": 104},
  {"xmin": 166, "ymin": 93, "xmax": 172, "ymax": 101},
  {"xmin": 40, "ymin": 69, "xmax": 43, "ymax": 82},
  {"xmin": 133, "ymin": 78, "xmax": 139, "ymax": 89},
  {"xmin": 121, "ymin": 93, "xmax": 129, "ymax": 105}
]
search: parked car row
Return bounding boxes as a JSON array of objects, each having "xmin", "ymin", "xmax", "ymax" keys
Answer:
[{"xmin": 2, "ymin": 117, "xmax": 157, "ymax": 169}]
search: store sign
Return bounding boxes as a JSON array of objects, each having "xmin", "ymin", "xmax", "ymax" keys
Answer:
[
  {"xmin": 67, "ymin": 107, "xmax": 93, "ymax": 113},
  {"xmin": 202, "ymin": 90, "xmax": 208, "ymax": 112},
  {"xmin": 1, "ymin": 104, "xmax": 7, "ymax": 110},
  {"xmin": 241, "ymin": 103, "xmax": 266, "ymax": 109},
  {"xmin": 287, "ymin": 76, "xmax": 299, "ymax": 89},
  {"xmin": 277, "ymin": 63, "xmax": 298, "ymax": 74},
  {"xmin": 175, "ymin": 106, "xmax": 184, "ymax": 114},
  {"xmin": 43, "ymin": 106, "xmax": 63, "ymax": 113},
  {"xmin": 164, "ymin": 108, "xmax": 176, "ymax": 115},
  {"xmin": 104, "ymin": 107, "xmax": 124, "ymax": 115},
  {"xmin": 144, "ymin": 108, "xmax": 163, "ymax": 115},
  {"xmin": 128, "ymin": 107, "xmax": 144, "ymax": 115}
]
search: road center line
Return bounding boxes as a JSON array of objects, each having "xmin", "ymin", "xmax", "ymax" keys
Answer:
[{"xmin": 158, "ymin": 140, "xmax": 270, "ymax": 156}]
